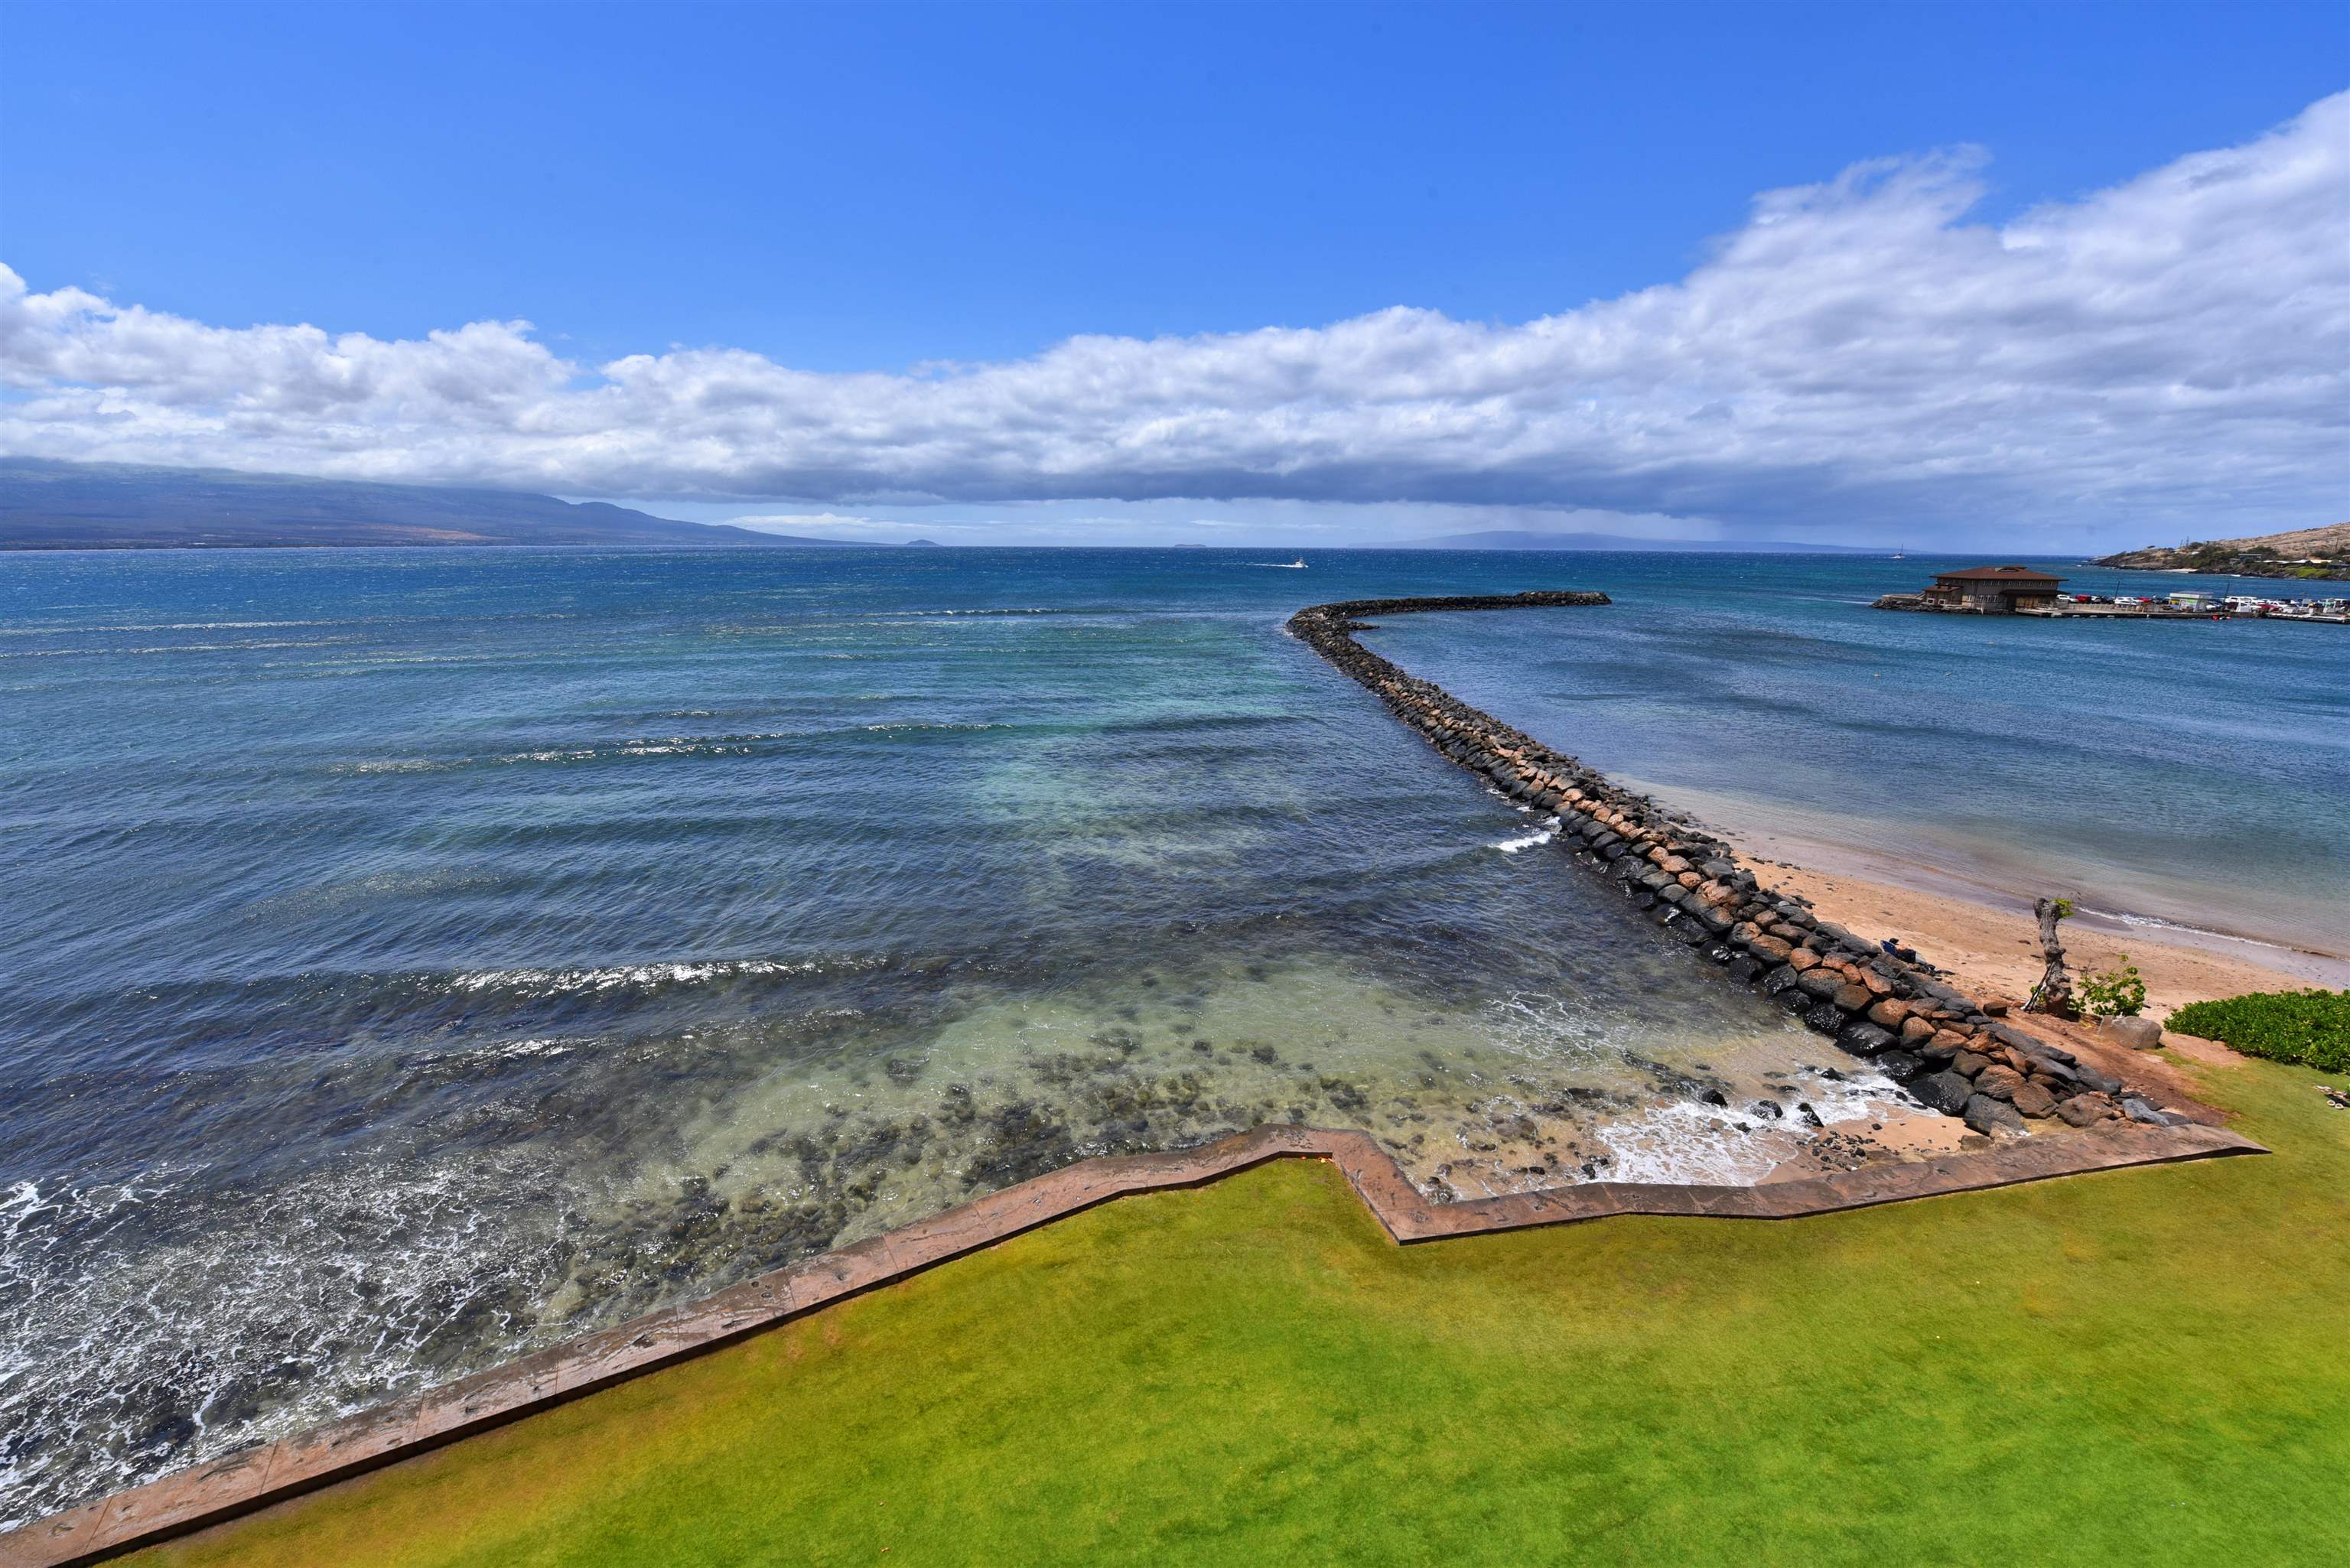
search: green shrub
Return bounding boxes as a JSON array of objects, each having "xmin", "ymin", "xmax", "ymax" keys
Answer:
[
  {"xmin": 2078, "ymin": 959, "xmax": 2146, "ymax": 1019},
  {"xmin": 2167, "ymin": 989, "xmax": 2350, "ymax": 1074}
]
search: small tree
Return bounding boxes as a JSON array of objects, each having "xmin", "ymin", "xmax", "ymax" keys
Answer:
[
  {"xmin": 2026, "ymin": 897, "xmax": 2077, "ymax": 1018},
  {"xmin": 2078, "ymin": 958, "xmax": 2147, "ymax": 1020}
]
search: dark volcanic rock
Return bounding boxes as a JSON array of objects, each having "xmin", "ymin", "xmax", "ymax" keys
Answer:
[
  {"xmin": 1836, "ymin": 1022, "xmax": 1896, "ymax": 1057},
  {"xmin": 1803, "ymin": 1002, "xmax": 1849, "ymax": 1036},
  {"xmin": 2057, "ymin": 1094, "xmax": 2118, "ymax": 1127},
  {"xmin": 2011, "ymin": 1082, "xmax": 2058, "ymax": 1119},
  {"xmin": 1962, "ymin": 1094, "xmax": 2027, "ymax": 1136},
  {"xmin": 1972, "ymin": 1065, "xmax": 2026, "ymax": 1102},
  {"xmin": 1875, "ymin": 1049, "xmax": 1925, "ymax": 1081},
  {"xmin": 1911, "ymin": 1071, "xmax": 1973, "ymax": 1115}
]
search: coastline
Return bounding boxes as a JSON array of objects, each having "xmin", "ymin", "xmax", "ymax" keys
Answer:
[
  {"xmin": 5, "ymin": 587, "xmax": 2289, "ymax": 1565},
  {"xmin": 1616, "ymin": 775, "xmax": 2350, "ymax": 994}
]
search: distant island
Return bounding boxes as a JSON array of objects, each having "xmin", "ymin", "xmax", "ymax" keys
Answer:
[
  {"xmin": 0, "ymin": 459, "xmax": 864, "ymax": 551},
  {"xmin": 903, "ymin": 538, "xmax": 943, "ymax": 547},
  {"xmin": 1393, "ymin": 529, "xmax": 1881, "ymax": 553},
  {"xmin": 2091, "ymin": 522, "xmax": 2348, "ymax": 581}
]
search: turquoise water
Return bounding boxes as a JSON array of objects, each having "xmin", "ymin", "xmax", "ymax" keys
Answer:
[
  {"xmin": 2, "ymin": 545, "xmax": 2342, "ymax": 1522},
  {"xmin": 1365, "ymin": 555, "xmax": 2349, "ymax": 955}
]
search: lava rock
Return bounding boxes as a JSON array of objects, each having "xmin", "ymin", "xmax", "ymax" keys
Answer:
[
  {"xmin": 1963, "ymin": 1094, "xmax": 2028, "ymax": 1136},
  {"xmin": 1803, "ymin": 1002, "xmax": 1849, "ymax": 1036},
  {"xmin": 2011, "ymin": 1082, "xmax": 2059, "ymax": 1119},
  {"xmin": 1911, "ymin": 1071, "xmax": 1973, "ymax": 1115},
  {"xmin": 2100, "ymin": 1016, "xmax": 2164, "ymax": 1052},
  {"xmin": 1837, "ymin": 1022, "xmax": 1897, "ymax": 1057},
  {"xmin": 2075, "ymin": 1064, "xmax": 2125, "ymax": 1095},
  {"xmin": 1875, "ymin": 1049, "xmax": 1925, "ymax": 1081},
  {"xmin": 1973, "ymin": 1064, "xmax": 2027, "ymax": 1102},
  {"xmin": 2057, "ymin": 1094, "xmax": 2119, "ymax": 1127}
]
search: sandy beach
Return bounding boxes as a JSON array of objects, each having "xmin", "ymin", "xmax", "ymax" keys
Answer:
[
  {"xmin": 1742, "ymin": 854, "xmax": 2345, "ymax": 1016},
  {"xmin": 1624, "ymin": 776, "xmax": 2350, "ymax": 1006}
]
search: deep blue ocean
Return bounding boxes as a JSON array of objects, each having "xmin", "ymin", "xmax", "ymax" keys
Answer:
[{"xmin": 2, "ymin": 545, "xmax": 2343, "ymax": 1522}]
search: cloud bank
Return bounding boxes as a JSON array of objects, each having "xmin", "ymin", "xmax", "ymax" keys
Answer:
[{"xmin": 5, "ymin": 93, "xmax": 2345, "ymax": 537}]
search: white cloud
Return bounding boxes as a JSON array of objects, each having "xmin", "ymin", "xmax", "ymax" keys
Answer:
[{"xmin": 4, "ymin": 93, "xmax": 2345, "ymax": 538}]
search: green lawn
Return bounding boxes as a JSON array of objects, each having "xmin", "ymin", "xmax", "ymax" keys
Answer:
[{"xmin": 140, "ymin": 1055, "xmax": 2349, "ymax": 1568}]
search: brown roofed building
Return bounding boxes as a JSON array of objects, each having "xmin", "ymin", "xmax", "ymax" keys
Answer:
[{"xmin": 1922, "ymin": 564, "xmax": 2065, "ymax": 613}]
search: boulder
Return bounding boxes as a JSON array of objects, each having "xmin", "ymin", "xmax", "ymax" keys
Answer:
[
  {"xmin": 2075, "ymin": 1064, "xmax": 2125, "ymax": 1096},
  {"xmin": 1973, "ymin": 1064, "xmax": 2027, "ymax": 1102},
  {"xmin": 2122, "ymin": 1097, "xmax": 2183, "ymax": 1127},
  {"xmin": 1797, "ymin": 970, "xmax": 1847, "ymax": 1000},
  {"xmin": 1963, "ymin": 1095, "xmax": 2028, "ymax": 1136},
  {"xmin": 1876, "ymin": 1049, "xmax": 1925, "ymax": 1081},
  {"xmin": 1911, "ymin": 1071, "xmax": 1974, "ymax": 1114},
  {"xmin": 2099, "ymin": 1016, "xmax": 2164, "ymax": 1052},
  {"xmin": 1951, "ymin": 1050, "xmax": 1990, "ymax": 1078},
  {"xmin": 1787, "ymin": 948, "xmax": 1822, "ymax": 973},
  {"xmin": 2011, "ymin": 1082, "xmax": 2058, "ymax": 1119},
  {"xmin": 1746, "ymin": 935, "xmax": 1794, "ymax": 964},
  {"xmin": 1724, "ymin": 957, "xmax": 1762, "ymax": 986},
  {"xmin": 1803, "ymin": 1002, "xmax": 1850, "ymax": 1036},
  {"xmin": 1837, "ymin": 1021, "xmax": 1897, "ymax": 1057},
  {"xmin": 1868, "ymin": 998, "xmax": 1912, "ymax": 1029},
  {"xmin": 1900, "ymin": 1016, "xmax": 1938, "ymax": 1045},
  {"xmin": 1833, "ymin": 983, "xmax": 1873, "ymax": 1012},
  {"xmin": 2056, "ymin": 1095, "xmax": 2119, "ymax": 1127}
]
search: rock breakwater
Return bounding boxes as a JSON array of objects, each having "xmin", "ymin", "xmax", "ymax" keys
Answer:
[{"xmin": 1288, "ymin": 592, "xmax": 2155, "ymax": 1138}]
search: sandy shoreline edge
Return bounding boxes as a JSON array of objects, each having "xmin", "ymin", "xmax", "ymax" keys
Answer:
[{"xmin": 1618, "ymin": 776, "xmax": 2349, "ymax": 996}]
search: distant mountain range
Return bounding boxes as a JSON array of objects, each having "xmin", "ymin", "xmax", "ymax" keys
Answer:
[
  {"xmin": 2089, "ymin": 522, "xmax": 2348, "ymax": 581},
  {"xmin": 0, "ymin": 460, "xmax": 863, "ymax": 550},
  {"xmin": 1391, "ymin": 529, "xmax": 1884, "ymax": 553}
]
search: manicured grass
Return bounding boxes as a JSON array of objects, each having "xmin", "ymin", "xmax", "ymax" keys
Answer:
[
  {"xmin": 2168, "ymin": 990, "xmax": 2350, "ymax": 1074},
  {"xmin": 139, "ymin": 1056, "xmax": 2348, "ymax": 1568}
]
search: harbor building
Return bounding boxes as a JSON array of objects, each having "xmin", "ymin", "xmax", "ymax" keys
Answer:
[{"xmin": 1919, "ymin": 564, "xmax": 2066, "ymax": 613}]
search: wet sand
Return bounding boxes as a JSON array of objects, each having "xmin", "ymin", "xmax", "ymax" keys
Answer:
[
  {"xmin": 1626, "ymin": 778, "xmax": 2350, "ymax": 994},
  {"xmin": 1745, "ymin": 856, "xmax": 2344, "ymax": 1017}
]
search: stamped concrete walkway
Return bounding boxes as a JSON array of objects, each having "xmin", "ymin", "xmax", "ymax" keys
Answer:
[{"xmin": 3, "ymin": 1117, "xmax": 2260, "ymax": 1567}]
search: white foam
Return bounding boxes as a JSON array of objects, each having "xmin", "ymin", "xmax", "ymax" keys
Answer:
[
  {"xmin": 443, "ymin": 957, "xmax": 854, "ymax": 997},
  {"xmin": 1489, "ymin": 815, "xmax": 1560, "ymax": 854}
]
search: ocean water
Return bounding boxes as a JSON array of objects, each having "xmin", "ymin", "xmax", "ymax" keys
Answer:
[{"xmin": 2, "ymin": 545, "xmax": 2341, "ymax": 1523}]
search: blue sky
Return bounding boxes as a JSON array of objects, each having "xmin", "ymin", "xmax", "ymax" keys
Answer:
[{"xmin": 3, "ymin": 2, "xmax": 2345, "ymax": 547}]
